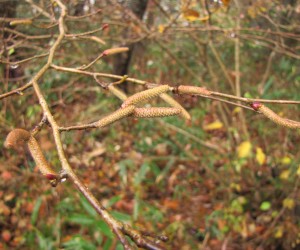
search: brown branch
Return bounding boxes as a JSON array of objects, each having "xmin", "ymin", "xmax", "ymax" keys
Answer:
[
  {"xmin": 210, "ymin": 91, "xmax": 300, "ymax": 105},
  {"xmin": 4, "ymin": 1, "xmax": 167, "ymax": 249},
  {"xmin": 0, "ymin": 52, "xmax": 49, "ymax": 65}
]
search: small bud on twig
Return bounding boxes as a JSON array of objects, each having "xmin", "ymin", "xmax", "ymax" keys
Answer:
[
  {"xmin": 250, "ymin": 101, "xmax": 262, "ymax": 111},
  {"xmin": 102, "ymin": 23, "xmax": 109, "ymax": 30}
]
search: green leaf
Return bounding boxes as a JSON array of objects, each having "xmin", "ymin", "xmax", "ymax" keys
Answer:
[
  {"xmin": 103, "ymin": 238, "xmax": 113, "ymax": 250},
  {"xmin": 68, "ymin": 214, "xmax": 95, "ymax": 225},
  {"xmin": 134, "ymin": 162, "xmax": 150, "ymax": 185},
  {"xmin": 133, "ymin": 196, "xmax": 140, "ymax": 220},
  {"xmin": 8, "ymin": 48, "xmax": 15, "ymax": 55},
  {"xmin": 244, "ymin": 92, "xmax": 253, "ymax": 98},
  {"xmin": 262, "ymin": 76, "xmax": 274, "ymax": 96},
  {"xmin": 117, "ymin": 159, "xmax": 133, "ymax": 185},
  {"xmin": 31, "ymin": 197, "xmax": 43, "ymax": 225},
  {"xmin": 260, "ymin": 201, "xmax": 271, "ymax": 211},
  {"xmin": 111, "ymin": 211, "xmax": 131, "ymax": 222},
  {"xmin": 107, "ymin": 195, "xmax": 121, "ymax": 208},
  {"xmin": 95, "ymin": 220, "xmax": 114, "ymax": 238},
  {"xmin": 116, "ymin": 243, "xmax": 124, "ymax": 250},
  {"xmin": 80, "ymin": 195, "xmax": 98, "ymax": 217},
  {"xmin": 62, "ymin": 235, "xmax": 97, "ymax": 250},
  {"xmin": 33, "ymin": 228, "xmax": 54, "ymax": 250}
]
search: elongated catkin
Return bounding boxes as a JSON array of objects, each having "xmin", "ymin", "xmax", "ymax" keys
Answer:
[
  {"xmin": 159, "ymin": 93, "xmax": 191, "ymax": 121},
  {"xmin": 250, "ymin": 102, "xmax": 300, "ymax": 129},
  {"xmin": 121, "ymin": 85, "xmax": 170, "ymax": 108},
  {"xmin": 177, "ymin": 85, "xmax": 211, "ymax": 96},
  {"xmin": 5, "ymin": 129, "xmax": 59, "ymax": 186},
  {"xmin": 134, "ymin": 107, "xmax": 181, "ymax": 118},
  {"xmin": 10, "ymin": 19, "xmax": 33, "ymax": 26},
  {"xmin": 102, "ymin": 47, "xmax": 129, "ymax": 56},
  {"xmin": 5, "ymin": 128, "xmax": 31, "ymax": 149},
  {"xmin": 259, "ymin": 105, "xmax": 300, "ymax": 129},
  {"xmin": 93, "ymin": 105, "xmax": 135, "ymax": 127}
]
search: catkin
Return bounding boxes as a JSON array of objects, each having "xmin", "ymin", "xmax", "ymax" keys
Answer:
[
  {"xmin": 10, "ymin": 19, "xmax": 33, "ymax": 26},
  {"xmin": 5, "ymin": 129, "xmax": 59, "ymax": 186},
  {"xmin": 93, "ymin": 105, "xmax": 135, "ymax": 127},
  {"xmin": 177, "ymin": 85, "xmax": 211, "ymax": 96},
  {"xmin": 102, "ymin": 47, "xmax": 129, "ymax": 56},
  {"xmin": 5, "ymin": 128, "xmax": 31, "ymax": 149},
  {"xmin": 122, "ymin": 85, "xmax": 170, "ymax": 108},
  {"xmin": 259, "ymin": 105, "xmax": 300, "ymax": 129},
  {"xmin": 159, "ymin": 93, "xmax": 191, "ymax": 121},
  {"xmin": 108, "ymin": 85, "xmax": 127, "ymax": 101},
  {"xmin": 134, "ymin": 107, "xmax": 181, "ymax": 118}
]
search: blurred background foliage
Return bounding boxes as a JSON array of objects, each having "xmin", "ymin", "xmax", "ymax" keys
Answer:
[{"xmin": 0, "ymin": 0, "xmax": 300, "ymax": 249}]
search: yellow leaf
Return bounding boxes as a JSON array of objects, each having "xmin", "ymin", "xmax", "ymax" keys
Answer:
[
  {"xmin": 182, "ymin": 9, "xmax": 200, "ymax": 22},
  {"xmin": 232, "ymin": 107, "xmax": 241, "ymax": 114},
  {"xmin": 247, "ymin": 6, "xmax": 257, "ymax": 19},
  {"xmin": 198, "ymin": 16, "xmax": 209, "ymax": 22},
  {"xmin": 203, "ymin": 121, "xmax": 223, "ymax": 131},
  {"xmin": 274, "ymin": 227, "xmax": 284, "ymax": 238},
  {"xmin": 230, "ymin": 183, "xmax": 241, "ymax": 192},
  {"xmin": 282, "ymin": 198, "xmax": 295, "ymax": 209},
  {"xmin": 158, "ymin": 25, "xmax": 165, "ymax": 33},
  {"xmin": 256, "ymin": 147, "xmax": 266, "ymax": 165},
  {"xmin": 281, "ymin": 156, "xmax": 291, "ymax": 165},
  {"xmin": 237, "ymin": 141, "xmax": 252, "ymax": 158},
  {"xmin": 279, "ymin": 170, "xmax": 290, "ymax": 180},
  {"xmin": 259, "ymin": 6, "xmax": 267, "ymax": 13},
  {"xmin": 297, "ymin": 165, "xmax": 300, "ymax": 176}
]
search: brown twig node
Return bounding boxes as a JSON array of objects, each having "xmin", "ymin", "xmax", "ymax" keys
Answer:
[
  {"xmin": 5, "ymin": 129, "xmax": 60, "ymax": 186},
  {"xmin": 250, "ymin": 102, "xmax": 300, "ymax": 129}
]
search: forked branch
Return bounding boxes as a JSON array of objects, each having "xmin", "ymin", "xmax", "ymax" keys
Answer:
[{"xmin": 2, "ymin": 1, "xmax": 300, "ymax": 250}]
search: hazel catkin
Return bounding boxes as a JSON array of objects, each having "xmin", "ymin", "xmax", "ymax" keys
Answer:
[
  {"xmin": 159, "ymin": 93, "xmax": 191, "ymax": 121},
  {"xmin": 177, "ymin": 85, "xmax": 211, "ymax": 96},
  {"xmin": 93, "ymin": 105, "xmax": 135, "ymax": 127},
  {"xmin": 5, "ymin": 129, "xmax": 59, "ymax": 186},
  {"xmin": 134, "ymin": 107, "xmax": 181, "ymax": 118},
  {"xmin": 121, "ymin": 85, "xmax": 170, "ymax": 108},
  {"xmin": 258, "ymin": 105, "xmax": 300, "ymax": 129}
]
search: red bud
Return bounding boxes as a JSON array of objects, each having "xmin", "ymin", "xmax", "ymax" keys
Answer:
[
  {"xmin": 102, "ymin": 23, "xmax": 109, "ymax": 30},
  {"xmin": 250, "ymin": 102, "xmax": 262, "ymax": 111},
  {"xmin": 45, "ymin": 173, "xmax": 57, "ymax": 180}
]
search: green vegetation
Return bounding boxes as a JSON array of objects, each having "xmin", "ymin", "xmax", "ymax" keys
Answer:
[{"xmin": 0, "ymin": 0, "xmax": 299, "ymax": 249}]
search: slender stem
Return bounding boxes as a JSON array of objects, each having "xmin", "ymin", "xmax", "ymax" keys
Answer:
[
  {"xmin": 26, "ymin": 0, "xmax": 133, "ymax": 248},
  {"xmin": 234, "ymin": 0, "xmax": 249, "ymax": 138},
  {"xmin": 210, "ymin": 91, "xmax": 300, "ymax": 105}
]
